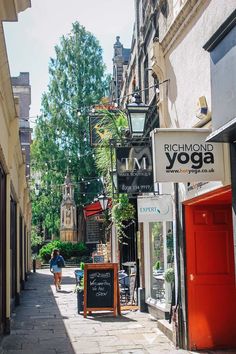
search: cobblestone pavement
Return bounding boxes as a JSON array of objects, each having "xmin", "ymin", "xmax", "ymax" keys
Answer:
[{"xmin": 0, "ymin": 268, "xmax": 235, "ymax": 354}]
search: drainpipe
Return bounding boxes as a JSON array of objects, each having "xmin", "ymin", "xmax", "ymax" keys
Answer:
[{"xmin": 174, "ymin": 182, "xmax": 184, "ymax": 348}]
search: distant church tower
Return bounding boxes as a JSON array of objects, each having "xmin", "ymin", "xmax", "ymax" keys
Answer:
[{"xmin": 60, "ymin": 170, "xmax": 77, "ymax": 242}]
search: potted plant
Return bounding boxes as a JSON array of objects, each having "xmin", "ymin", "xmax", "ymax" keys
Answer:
[
  {"xmin": 74, "ymin": 276, "xmax": 84, "ymax": 313},
  {"xmin": 74, "ymin": 263, "xmax": 85, "ymax": 313},
  {"xmin": 164, "ymin": 267, "xmax": 175, "ymax": 284},
  {"xmin": 164, "ymin": 267, "xmax": 175, "ymax": 304}
]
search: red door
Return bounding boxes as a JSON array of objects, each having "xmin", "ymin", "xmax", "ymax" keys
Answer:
[{"xmin": 185, "ymin": 204, "xmax": 236, "ymax": 350}]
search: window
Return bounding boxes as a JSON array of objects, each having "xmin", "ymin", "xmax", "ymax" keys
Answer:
[
  {"xmin": 150, "ymin": 222, "xmax": 164, "ymax": 300},
  {"xmin": 150, "ymin": 221, "xmax": 174, "ymax": 302}
]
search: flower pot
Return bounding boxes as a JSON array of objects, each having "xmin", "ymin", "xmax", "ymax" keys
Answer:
[{"xmin": 77, "ymin": 290, "xmax": 84, "ymax": 313}]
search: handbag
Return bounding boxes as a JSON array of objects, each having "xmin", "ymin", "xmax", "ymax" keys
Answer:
[{"xmin": 56, "ymin": 257, "xmax": 65, "ymax": 268}]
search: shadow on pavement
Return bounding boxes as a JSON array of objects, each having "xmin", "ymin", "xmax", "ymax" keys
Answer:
[
  {"xmin": 87, "ymin": 312, "xmax": 137, "ymax": 322},
  {"xmin": 0, "ymin": 269, "xmax": 76, "ymax": 354},
  {"xmin": 57, "ymin": 290, "xmax": 73, "ymax": 294}
]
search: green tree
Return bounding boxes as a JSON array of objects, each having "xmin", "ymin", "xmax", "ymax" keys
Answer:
[
  {"xmin": 31, "ymin": 22, "xmax": 108, "ymax": 241},
  {"xmin": 31, "ymin": 225, "xmax": 44, "ymax": 248}
]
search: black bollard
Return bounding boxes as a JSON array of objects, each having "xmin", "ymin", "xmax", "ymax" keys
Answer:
[{"xmin": 33, "ymin": 259, "xmax": 36, "ymax": 273}]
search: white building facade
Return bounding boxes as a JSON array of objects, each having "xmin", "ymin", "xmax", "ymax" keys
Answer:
[{"xmin": 151, "ymin": 0, "xmax": 236, "ymax": 350}]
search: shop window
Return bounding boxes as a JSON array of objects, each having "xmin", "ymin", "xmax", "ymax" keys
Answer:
[
  {"xmin": 150, "ymin": 222, "xmax": 164, "ymax": 300},
  {"xmin": 150, "ymin": 221, "xmax": 174, "ymax": 302}
]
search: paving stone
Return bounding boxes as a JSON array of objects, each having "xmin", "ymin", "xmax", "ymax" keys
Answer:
[
  {"xmin": 1, "ymin": 336, "xmax": 23, "ymax": 350},
  {"xmin": 147, "ymin": 350, "xmax": 184, "ymax": 354},
  {"xmin": 2, "ymin": 350, "xmax": 56, "ymax": 354},
  {"xmin": 72, "ymin": 341, "xmax": 100, "ymax": 353},
  {"xmin": 119, "ymin": 350, "xmax": 147, "ymax": 354}
]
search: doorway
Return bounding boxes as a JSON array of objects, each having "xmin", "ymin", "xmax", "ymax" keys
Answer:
[
  {"xmin": 184, "ymin": 186, "xmax": 236, "ymax": 350},
  {"xmin": 10, "ymin": 197, "xmax": 17, "ymax": 305},
  {"xmin": 0, "ymin": 165, "xmax": 6, "ymax": 334}
]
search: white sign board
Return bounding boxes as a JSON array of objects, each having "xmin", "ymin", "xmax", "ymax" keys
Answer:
[
  {"xmin": 151, "ymin": 129, "xmax": 225, "ymax": 183},
  {"xmin": 137, "ymin": 195, "xmax": 173, "ymax": 222}
]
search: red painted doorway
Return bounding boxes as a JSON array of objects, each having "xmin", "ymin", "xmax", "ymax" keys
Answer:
[{"xmin": 184, "ymin": 187, "xmax": 236, "ymax": 350}]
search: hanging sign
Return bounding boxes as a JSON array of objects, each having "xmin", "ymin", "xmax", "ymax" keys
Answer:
[
  {"xmin": 89, "ymin": 106, "xmax": 118, "ymax": 146},
  {"xmin": 89, "ymin": 115, "xmax": 108, "ymax": 146},
  {"xmin": 151, "ymin": 129, "xmax": 225, "ymax": 183},
  {"xmin": 137, "ymin": 195, "xmax": 173, "ymax": 222},
  {"xmin": 116, "ymin": 145, "xmax": 153, "ymax": 194}
]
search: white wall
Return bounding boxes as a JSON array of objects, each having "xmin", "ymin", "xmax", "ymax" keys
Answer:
[{"xmin": 164, "ymin": 0, "xmax": 236, "ymax": 129}]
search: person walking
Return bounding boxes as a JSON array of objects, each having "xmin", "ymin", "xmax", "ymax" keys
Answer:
[{"xmin": 49, "ymin": 249, "xmax": 65, "ymax": 291}]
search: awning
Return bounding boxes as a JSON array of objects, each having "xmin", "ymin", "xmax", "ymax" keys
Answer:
[
  {"xmin": 206, "ymin": 117, "xmax": 236, "ymax": 143},
  {"xmin": 83, "ymin": 199, "xmax": 112, "ymax": 219}
]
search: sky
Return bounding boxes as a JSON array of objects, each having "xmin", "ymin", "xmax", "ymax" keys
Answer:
[{"xmin": 3, "ymin": 0, "xmax": 134, "ymax": 120}]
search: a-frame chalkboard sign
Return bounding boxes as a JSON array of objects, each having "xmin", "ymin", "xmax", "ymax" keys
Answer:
[{"xmin": 83, "ymin": 263, "xmax": 120, "ymax": 317}]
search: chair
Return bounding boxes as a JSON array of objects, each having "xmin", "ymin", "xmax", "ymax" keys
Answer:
[
  {"xmin": 74, "ymin": 269, "xmax": 84, "ymax": 285},
  {"xmin": 119, "ymin": 275, "xmax": 130, "ymax": 305}
]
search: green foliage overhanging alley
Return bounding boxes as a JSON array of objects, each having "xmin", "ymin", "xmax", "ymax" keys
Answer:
[
  {"xmin": 31, "ymin": 22, "xmax": 109, "ymax": 240},
  {"xmin": 94, "ymin": 110, "xmax": 136, "ymax": 241}
]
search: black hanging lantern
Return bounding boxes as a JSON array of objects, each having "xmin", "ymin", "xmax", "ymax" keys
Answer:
[
  {"xmin": 126, "ymin": 92, "xmax": 149, "ymax": 137},
  {"xmin": 98, "ymin": 193, "xmax": 109, "ymax": 211}
]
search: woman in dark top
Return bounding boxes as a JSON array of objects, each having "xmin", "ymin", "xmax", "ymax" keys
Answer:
[{"xmin": 49, "ymin": 249, "xmax": 65, "ymax": 291}]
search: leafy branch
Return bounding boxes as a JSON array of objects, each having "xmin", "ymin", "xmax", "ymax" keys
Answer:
[{"xmin": 112, "ymin": 194, "xmax": 135, "ymax": 242}]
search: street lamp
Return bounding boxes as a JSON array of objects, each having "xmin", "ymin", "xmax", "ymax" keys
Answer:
[
  {"xmin": 98, "ymin": 193, "xmax": 109, "ymax": 211},
  {"xmin": 97, "ymin": 193, "xmax": 111, "ymax": 247},
  {"xmin": 126, "ymin": 92, "xmax": 149, "ymax": 137}
]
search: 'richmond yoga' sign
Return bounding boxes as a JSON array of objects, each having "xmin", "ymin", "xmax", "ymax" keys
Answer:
[{"xmin": 151, "ymin": 129, "xmax": 224, "ymax": 183}]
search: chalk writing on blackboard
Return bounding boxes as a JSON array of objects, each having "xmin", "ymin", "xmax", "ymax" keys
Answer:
[{"xmin": 87, "ymin": 269, "xmax": 114, "ymax": 308}]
